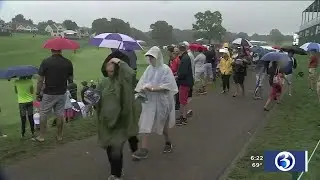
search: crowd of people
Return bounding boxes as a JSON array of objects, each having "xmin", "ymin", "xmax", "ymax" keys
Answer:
[{"xmin": 0, "ymin": 40, "xmax": 319, "ymax": 180}]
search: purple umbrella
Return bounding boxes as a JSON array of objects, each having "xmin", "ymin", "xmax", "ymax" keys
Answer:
[{"xmin": 89, "ymin": 33, "xmax": 143, "ymax": 51}]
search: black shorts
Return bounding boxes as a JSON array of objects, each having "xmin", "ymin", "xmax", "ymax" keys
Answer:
[
  {"xmin": 19, "ymin": 102, "xmax": 33, "ymax": 116},
  {"xmin": 233, "ymin": 73, "xmax": 245, "ymax": 84}
]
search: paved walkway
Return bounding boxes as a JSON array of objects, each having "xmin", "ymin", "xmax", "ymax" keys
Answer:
[{"xmin": 5, "ymin": 72, "xmax": 269, "ymax": 180}]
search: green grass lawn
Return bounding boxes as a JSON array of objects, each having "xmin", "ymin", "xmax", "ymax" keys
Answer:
[
  {"xmin": 0, "ymin": 33, "xmax": 150, "ymax": 164},
  {"xmin": 226, "ymin": 56, "xmax": 320, "ymax": 180}
]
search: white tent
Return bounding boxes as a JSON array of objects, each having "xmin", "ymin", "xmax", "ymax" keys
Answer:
[{"xmin": 63, "ymin": 30, "xmax": 77, "ymax": 35}]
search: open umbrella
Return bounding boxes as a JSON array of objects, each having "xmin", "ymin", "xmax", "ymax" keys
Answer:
[
  {"xmin": 43, "ymin": 37, "xmax": 80, "ymax": 50},
  {"xmin": 189, "ymin": 43, "xmax": 206, "ymax": 51},
  {"xmin": 89, "ymin": 33, "xmax": 143, "ymax": 50},
  {"xmin": 281, "ymin": 46, "xmax": 307, "ymax": 55},
  {"xmin": 260, "ymin": 52, "xmax": 290, "ymax": 67},
  {"xmin": 0, "ymin": 65, "xmax": 38, "ymax": 79},
  {"xmin": 300, "ymin": 42, "xmax": 320, "ymax": 52},
  {"xmin": 232, "ymin": 38, "xmax": 253, "ymax": 47}
]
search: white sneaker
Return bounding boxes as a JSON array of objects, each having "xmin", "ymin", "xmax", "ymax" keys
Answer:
[
  {"xmin": 1, "ymin": 134, "xmax": 7, "ymax": 138},
  {"xmin": 108, "ymin": 175, "xmax": 122, "ymax": 180},
  {"xmin": 288, "ymin": 93, "xmax": 292, "ymax": 96}
]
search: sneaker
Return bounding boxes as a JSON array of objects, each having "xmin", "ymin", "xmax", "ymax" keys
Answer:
[
  {"xmin": 176, "ymin": 118, "xmax": 183, "ymax": 126},
  {"xmin": 187, "ymin": 110, "xmax": 193, "ymax": 118},
  {"xmin": 107, "ymin": 175, "xmax": 122, "ymax": 180},
  {"xmin": 181, "ymin": 118, "xmax": 188, "ymax": 125},
  {"xmin": 132, "ymin": 148, "xmax": 149, "ymax": 160},
  {"xmin": 0, "ymin": 134, "xmax": 7, "ymax": 138},
  {"xmin": 163, "ymin": 142, "xmax": 173, "ymax": 153},
  {"xmin": 221, "ymin": 90, "xmax": 226, "ymax": 94},
  {"xmin": 288, "ymin": 93, "xmax": 292, "ymax": 96}
]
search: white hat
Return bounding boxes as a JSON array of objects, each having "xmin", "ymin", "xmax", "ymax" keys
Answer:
[
  {"xmin": 219, "ymin": 48, "xmax": 228, "ymax": 53},
  {"xmin": 90, "ymin": 80, "xmax": 94, "ymax": 83}
]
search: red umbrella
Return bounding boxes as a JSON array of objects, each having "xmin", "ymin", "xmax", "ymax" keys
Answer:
[
  {"xmin": 43, "ymin": 37, "xmax": 80, "ymax": 50},
  {"xmin": 189, "ymin": 43, "xmax": 206, "ymax": 51}
]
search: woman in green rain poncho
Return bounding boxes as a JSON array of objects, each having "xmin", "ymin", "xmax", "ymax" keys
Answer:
[{"xmin": 96, "ymin": 50, "xmax": 139, "ymax": 180}]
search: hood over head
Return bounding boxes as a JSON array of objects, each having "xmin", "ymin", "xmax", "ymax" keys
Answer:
[{"xmin": 101, "ymin": 50, "xmax": 130, "ymax": 77}]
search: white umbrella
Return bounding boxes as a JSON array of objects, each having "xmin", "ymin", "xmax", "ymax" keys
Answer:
[{"xmin": 232, "ymin": 38, "xmax": 253, "ymax": 47}]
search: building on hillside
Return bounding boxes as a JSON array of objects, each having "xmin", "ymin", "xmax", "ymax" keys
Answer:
[
  {"xmin": 14, "ymin": 23, "xmax": 38, "ymax": 32},
  {"xmin": 45, "ymin": 23, "xmax": 66, "ymax": 37},
  {"xmin": 0, "ymin": 23, "xmax": 12, "ymax": 32},
  {"xmin": 298, "ymin": 0, "xmax": 320, "ymax": 45}
]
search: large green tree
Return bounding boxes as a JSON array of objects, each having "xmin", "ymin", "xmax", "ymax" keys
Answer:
[
  {"xmin": 91, "ymin": 18, "xmax": 110, "ymax": 34},
  {"xmin": 237, "ymin": 32, "xmax": 249, "ymax": 39},
  {"xmin": 63, "ymin": 20, "xmax": 78, "ymax": 30},
  {"xmin": 192, "ymin": 10, "xmax": 226, "ymax": 43},
  {"xmin": 150, "ymin": 20, "xmax": 175, "ymax": 46},
  {"xmin": 108, "ymin": 18, "xmax": 131, "ymax": 35},
  {"xmin": 269, "ymin": 29, "xmax": 284, "ymax": 45}
]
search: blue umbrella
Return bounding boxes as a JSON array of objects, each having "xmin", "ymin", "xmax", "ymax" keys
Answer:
[
  {"xmin": 0, "ymin": 65, "xmax": 38, "ymax": 79},
  {"xmin": 300, "ymin": 42, "xmax": 320, "ymax": 52},
  {"xmin": 251, "ymin": 46, "xmax": 270, "ymax": 57},
  {"xmin": 260, "ymin": 52, "xmax": 290, "ymax": 67},
  {"xmin": 89, "ymin": 33, "xmax": 143, "ymax": 51}
]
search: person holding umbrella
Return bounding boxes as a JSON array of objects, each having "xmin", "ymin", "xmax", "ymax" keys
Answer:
[
  {"xmin": 282, "ymin": 50, "xmax": 297, "ymax": 96},
  {"xmin": 232, "ymin": 53, "xmax": 249, "ymax": 97},
  {"xmin": 35, "ymin": 47, "xmax": 74, "ymax": 142}
]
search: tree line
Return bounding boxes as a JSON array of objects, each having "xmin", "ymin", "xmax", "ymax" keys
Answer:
[{"xmin": 1, "ymin": 11, "xmax": 292, "ymax": 46}]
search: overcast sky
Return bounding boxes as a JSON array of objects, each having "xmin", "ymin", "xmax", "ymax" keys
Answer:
[{"xmin": 0, "ymin": 1, "xmax": 313, "ymax": 35}]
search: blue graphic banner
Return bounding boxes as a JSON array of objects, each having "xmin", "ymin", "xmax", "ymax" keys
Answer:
[{"xmin": 264, "ymin": 150, "xmax": 308, "ymax": 172}]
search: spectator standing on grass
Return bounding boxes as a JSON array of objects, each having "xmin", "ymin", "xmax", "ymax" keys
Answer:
[
  {"xmin": 67, "ymin": 80, "xmax": 77, "ymax": 100},
  {"xmin": 96, "ymin": 51, "xmax": 139, "ymax": 180},
  {"xmin": 14, "ymin": 76, "xmax": 35, "ymax": 138},
  {"xmin": 308, "ymin": 49, "xmax": 318, "ymax": 91},
  {"xmin": 80, "ymin": 81, "xmax": 92, "ymax": 116},
  {"xmin": 64, "ymin": 90, "xmax": 73, "ymax": 123},
  {"xmin": 133, "ymin": 46, "xmax": 178, "ymax": 160},
  {"xmin": 176, "ymin": 44, "xmax": 194, "ymax": 126},
  {"xmin": 35, "ymin": 49, "xmax": 73, "ymax": 142},
  {"xmin": 282, "ymin": 50, "xmax": 297, "ymax": 96},
  {"xmin": 194, "ymin": 47, "xmax": 207, "ymax": 95},
  {"xmin": 90, "ymin": 80, "xmax": 97, "ymax": 89},
  {"xmin": 0, "ymin": 107, "xmax": 7, "ymax": 138}
]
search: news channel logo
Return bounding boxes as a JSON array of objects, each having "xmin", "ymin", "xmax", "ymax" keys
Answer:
[
  {"xmin": 274, "ymin": 151, "xmax": 296, "ymax": 171},
  {"xmin": 264, "ymin": 150, "xmax": 308, "ymax": 172}
]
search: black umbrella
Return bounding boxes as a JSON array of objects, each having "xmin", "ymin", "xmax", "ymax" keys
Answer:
[{"xmin": 281, "ymin": 46, "xmax": 307, "ymax": 55}]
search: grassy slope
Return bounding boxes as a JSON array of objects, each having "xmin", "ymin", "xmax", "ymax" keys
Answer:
[
  {"xmin": 0, "ymin": 34, "xmax": 149, "ymax": 164},
  {"xmin": 227, "ymin": 56, "xmax": 320, "ymax": 180}
]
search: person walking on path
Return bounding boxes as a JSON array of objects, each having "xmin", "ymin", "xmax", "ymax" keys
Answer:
[
  {"xmin": 96, "ymin": 51, "xmax": 139, "ymax": 180},
  {"xmin": 35, "ymin": 49, "xmax": 73, "ymax": 142},
  {"xmin": 176, "ymin": 44, "xmax": 194, "ymax": 125},
  {"xmin": 14, "ymin": 76, "xmax": 35, "ymax": 138},
  {"xmin": 253, "ymin": 60, "xmax": 268, "ymax": 100},
  {"xmin": 194, "ymin": 48, "xmax": 207, "ymax": 95},
  {"xmin": 283, "ymin": 50, "xmax": 297, "ymax": 96},
  {"xmin": 132, "ymin": 46, "xmax": 178, "ymax": 160},
  {"xmin": 264, "ymin": 62, "xmax": 282, "ymax": 111},
  {"xmin": 219, "ymin": 51, "xmax": 233, "ymax": 93},
  {"xmin": 308, "ymin": 49, "xmax": 318, "ymax": 91},
  {"xmin": 232, "ymin": 53, "xmax": 249, "ymax": 97}
]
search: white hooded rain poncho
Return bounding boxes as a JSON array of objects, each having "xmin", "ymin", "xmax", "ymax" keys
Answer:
[{"xmin": 135, "ymin": 46, "xmax": 178, "ymax": 135}]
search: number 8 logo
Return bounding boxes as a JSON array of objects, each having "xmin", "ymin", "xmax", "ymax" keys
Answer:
[{"xmin": 274, "ymin": 151, "xmax": 296, "ymax": 171}]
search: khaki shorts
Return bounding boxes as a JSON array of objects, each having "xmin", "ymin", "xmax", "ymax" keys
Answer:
[
  {"xmin": 309, "ymin": 68, "xmax": 317, "ymax": 80},
  {"xmin": 40, "ymin": 94, "xmax": 66, "ymax": 118}
]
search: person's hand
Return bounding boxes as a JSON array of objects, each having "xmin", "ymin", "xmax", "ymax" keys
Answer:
[
  {"xmin": 144, "ymin": 85, "xmax": 154, "ymax": 92},
  {"xmin": 110, "ymin": 58, "xmax": 121, "ymax": 64}
]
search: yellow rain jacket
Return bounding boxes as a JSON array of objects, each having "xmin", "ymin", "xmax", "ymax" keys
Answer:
[{"xmin": 219, "ymin": 52, "xmax": 233, "ymax": 75}]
